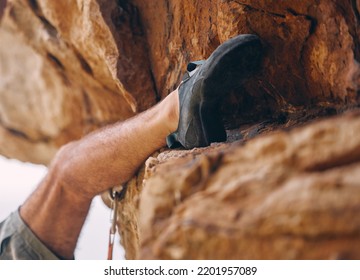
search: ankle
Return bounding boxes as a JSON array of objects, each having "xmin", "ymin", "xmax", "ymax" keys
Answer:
[{"xmin": 163, "ymin": 89, "xmax": 179, "ymax": 134}]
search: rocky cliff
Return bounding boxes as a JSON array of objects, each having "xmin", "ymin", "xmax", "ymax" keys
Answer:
[{"xmin": 1, "ymin": 0, "xmax": 360, "ymax": 259}]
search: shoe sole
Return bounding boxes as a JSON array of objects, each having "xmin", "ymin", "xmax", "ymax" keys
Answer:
[
  {"xmin": 198, "ymin": 34, "xmax": 263, "ymax": 147},
  {"xmin": 172, "ymin": 34, "xmax": 263, "ymax": 149}
]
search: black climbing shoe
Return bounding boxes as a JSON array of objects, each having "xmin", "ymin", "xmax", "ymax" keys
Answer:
[{"xmin": 166, "ymin": 34, "xmax": 263, "ymax": 149}]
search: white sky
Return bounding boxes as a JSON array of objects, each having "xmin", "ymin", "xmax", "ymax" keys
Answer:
[{"xmin": 0, "ymin": 155, "xmax": 124, "ymax": 260}]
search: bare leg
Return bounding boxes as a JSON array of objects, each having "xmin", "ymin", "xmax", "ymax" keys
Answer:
[{"xmin": 20, "ymin": 90, "xmax": 179, "ymax": 259}]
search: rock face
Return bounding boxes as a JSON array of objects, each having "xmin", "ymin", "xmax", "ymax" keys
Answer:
[
  {"xmin": 103, "ymin": 111, "xmax": 360, "ymax": 259},
  {"xmin": 138, "ymin": 112, "xmax": 360, "ymax": 259},
  {"xmin": 0, "ymin": 0, "xmax": 157, "ymax": 163},
  {"xmin": 1, "ymin": 0, "xmax": 359, "ymax": 163},
  {"xmin": 1, "ymin": 0, "xmax": 360, "ymax": 259}
]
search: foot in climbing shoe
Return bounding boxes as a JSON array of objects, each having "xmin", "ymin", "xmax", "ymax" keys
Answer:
[{"xmin": 166, "ymin": 34, "xmax": 263, "ymax": 149}]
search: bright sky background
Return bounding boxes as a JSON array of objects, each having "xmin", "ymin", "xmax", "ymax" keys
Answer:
[{"xmin": 0, "ymin": 155, "xmax": 124, "ymax": 260}]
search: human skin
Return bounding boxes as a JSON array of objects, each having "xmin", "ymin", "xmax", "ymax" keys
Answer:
[
  {"xmin": 19, "ymin": 90, "xmax": 179, "ymax": 259},
  {"xmin": 0, "ymin": 0, "xmax": 179, "ymax": 258},
  {"xmin": 18, "ymin": 90, "xmax": 178, "ymax": 258}
]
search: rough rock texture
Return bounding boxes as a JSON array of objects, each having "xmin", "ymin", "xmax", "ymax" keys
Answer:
[
  {"xmin": 1, "ymin": 0, "xmax": 360, "ymax": 259},
  {"xmin": 131, "ymin": 0, "xmax": 360, "ymax": 127},
  {"xmin": 1, "ymin": 0, "xmax": 360, "ymax": 163},
  {"xmin": 0, "ymin": 0, "xmax": 156, "ymax": 163},
  {"xmin": 106, "ymin": 111, "xmax": 360, "ymax": 259}
]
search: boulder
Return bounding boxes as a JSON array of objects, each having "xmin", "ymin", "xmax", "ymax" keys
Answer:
[
  {"xmin": 104, "ymin": 111, "xmax": 360, "ymax": 259},
  {"xmin": 0, "ymin": 0, "xmax": 359, "ymax": 163},
  {"xmin": 1, "ymin": 0, "xmax": 360, "ymax": 259}
]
